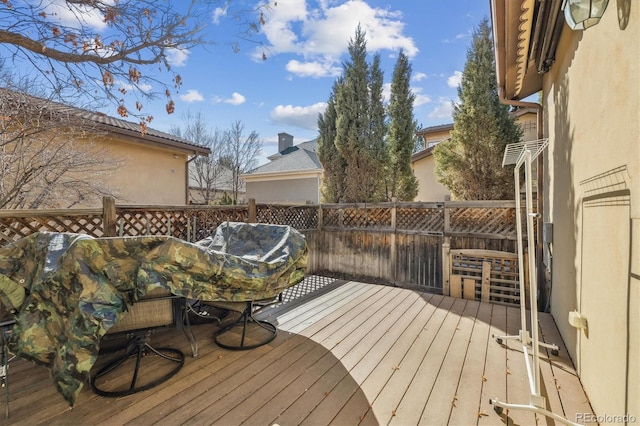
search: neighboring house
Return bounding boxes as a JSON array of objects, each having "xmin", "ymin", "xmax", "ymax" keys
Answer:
[
  {"xmin": 242, "ymin": 132, "xmax": 323, "ymax": 204},
  {"xmin": 188, "ymin": 166, "xmax": 246, "ymax": 205},
  {"xmin": 411, "ymin": 108, "xmax": 538, "ymax": 202},
  {"xmin": 1, "ymin": 89, "xmax": 210, "ymax": 207},
  {"xmin": 492, "ymin": 0, "xmax": 638, "ymax": 420},
  {"xmin": 90, "ymin": 114, "xmax": 210, "ymax": 206},
  {"xmin": 411, "ymin": 124, "xmax": 453, "ymax": 202}
]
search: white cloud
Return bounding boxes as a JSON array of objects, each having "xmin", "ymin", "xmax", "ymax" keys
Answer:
[
  {"xmin": 412, "ymin": 72, "xmax": 427, "ymax": 82},
  {"xmin": 214, "ymin": 92, "xmax": 246, "ymax": 105},
  {"xmin": 286, "ymin": 60, "xmax": 341, "ymax": 78},
  {"xmin": 443, "ymin": 30, "xmax": 471, "ymax": 44},
  {"xmin": 382, "ymin": 82, "xmax": 392, "ymax": 103},
  {"xmin": 45, "ymin": 0, "xmax": 108, "ymax": 31},
  {"xmin": 383, "ymin": 84, "xmax": 430, "ymax": 107},
  {"xmin": 212, "ymin": 6, "xmax": 228, "ymax": 24},
  {"xmin": 447, "ymin": 71, "xmax": 463, "ymax": 88},
  {"xmin": 428, "ymin": 97, "xmax": 455, "ymax": 120},
  {"xmin": 116, "ymin": 80, "xmax": 153, "ymax": 94},
  {"xmin": 179, "ymin": 89, "xmax": 204, "ymax": 103},
  {"xmin": 165, "ymin": 48, "xmax": 190, "ymax": 67},
  {"xmin": 412, "ymin": 87, "xmax": 431, "ymax": 107},
  {"xmin": 270, "ymin": 102, "xmax": 327, "ymax": 130},
  {"xmin": 257, "ymin": 1, "xmax": 418, "ymax": 75}
]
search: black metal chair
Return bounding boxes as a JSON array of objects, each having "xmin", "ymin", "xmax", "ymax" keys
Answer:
[
  {"xmin": 90, "ymin": 290, "xmax": 190, "ymax": 397},
  {"xmin": 206, "ymin": 294, "xmax": 282, "ymax": 351}
]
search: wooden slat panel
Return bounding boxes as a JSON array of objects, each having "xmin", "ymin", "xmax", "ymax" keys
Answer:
[
  {"xmin": 463, "ymin": 278, "xmax": 476, "ymax": 300},
  {"xmin": 450, "ymin": 275, "xmax": 462, "ymax": 298},
  {"xmin": 481, "ymin": 261, "xmax": 491, "ymax": 302}
]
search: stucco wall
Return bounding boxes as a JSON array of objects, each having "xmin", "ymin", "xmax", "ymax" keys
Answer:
[
  {"xmin": 95, "ymin": 136, "xmax": 188, "ymax": 205},
  {"xmin": 246, "ymin": 177, "xmax": 319, "ymax": 204},
  {"xmin": 542, "ymin": 6, "xmax": 639, "ymax": 419},
  {"xmin": 412, "ymin": 154, "xmax": 451, "ymax": 202}
]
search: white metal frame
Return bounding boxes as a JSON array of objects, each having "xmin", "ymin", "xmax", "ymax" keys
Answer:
[{"xmin": 490, "ymin": 139, "xmax": 581, "ymax": 426}]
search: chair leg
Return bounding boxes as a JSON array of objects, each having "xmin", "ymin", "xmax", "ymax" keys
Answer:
[
  {"xmin": 214, "ymin": 302, "xmax": 277, "ymax": 351},
  {"xmin": 91, "ymin": 331, "xmax": 184, "ymax": 397}
]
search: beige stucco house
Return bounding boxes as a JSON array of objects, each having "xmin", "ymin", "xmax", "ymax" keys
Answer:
[
  {"xmin": 412, "ymin": 124, "xmax": 454, "ymax": 202},
  {"xmin": 491, "ymin": 0, "xmax": 638, "ymax": 420},
  {"xmin": 242, "ymin": 133, "xmax": 323, "ymax": 205},
  {"xmin": 91, "ymin": 115, "xmax": 210, "ymax": 206},
  {"xmin": 1, "ymin": 89, "xmax": 210, "ymax": 208},
  {"xmin": 411, "ymin": 108, "xmax": 538, "ymax": 202}
]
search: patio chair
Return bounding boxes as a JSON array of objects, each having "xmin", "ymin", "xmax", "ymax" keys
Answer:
[
  {"xmin": 0, "ymin": 315, "xmax": 15, "ymax": 419},
  {"xmin": 205, "ymin": 294, "xmax": 282, "ymax": 350},
  {"xmin": 194, "ymin": 221, "xmax": 304, "ymax": 351},
  {"xmin": 90, "ymin": 288, "xmax": 189, "ymax": 397}
]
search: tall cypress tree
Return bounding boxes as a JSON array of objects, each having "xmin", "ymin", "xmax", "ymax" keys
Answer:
[
  {"xmin": 434, "ymin": 18, "xmax": 522, "ymax": 200},
  {"xmin": 334, "ymin": 25, "xmax": 374, "ymax": 202},
  {"xmin": 387, "ymin": 50, "xmax": 418, "ymax": 201},
  {"xmin": 317, "ymin": 79, "xmax": 346, "ymax": 202},
  {"xmin": 368, "ymin": 54, "xmax": 389, "ymax": 201}
]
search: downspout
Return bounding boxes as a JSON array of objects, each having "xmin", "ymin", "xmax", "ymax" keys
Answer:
[{"xmin": 497, "ymin": 87, "xmax": 547, "ymax": 311}]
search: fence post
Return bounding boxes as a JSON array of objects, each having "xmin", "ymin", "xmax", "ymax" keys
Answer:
[
  {"xmin": 317, "ymin": 204, "xmax": 323, "ymax": 232},
  {"xmin": 442, "ymin": 201, "xmax": 451, "ymax": 295},
  {"xmin": 248, "ymin": 198, "xmax": 257, "ymax": 223},
  {"xmin": 442, "ymin": 240, "xmax": 450, "ymax": 296},
  {"xmin": 390, "ymin": 198, "xmax": 397, "ymax": 283},
  {"xmin": 102, "ymin": 196, "xmax": 117, "ymax": 237}
]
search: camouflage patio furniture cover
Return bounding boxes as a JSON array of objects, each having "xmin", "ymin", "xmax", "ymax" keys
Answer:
[{"xmin": 0, "ymin": 222, "xmax": 307, "ymax": 406}]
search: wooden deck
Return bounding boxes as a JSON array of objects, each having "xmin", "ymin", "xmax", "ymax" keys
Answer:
[{"xmin": 3, "ymin": 278, "xmax": 594, "ymax": 425}]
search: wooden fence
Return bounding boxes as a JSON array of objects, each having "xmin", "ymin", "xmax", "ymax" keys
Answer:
[{"xmin": 0, "ymin": 197, "xmax": 519, "ymax": 296}]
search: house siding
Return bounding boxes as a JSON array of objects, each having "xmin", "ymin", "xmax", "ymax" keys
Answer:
[
  {"xmin": 542, "ymin": 7, "xmax": 639, "ymax": 419},
  {"xmin": 412, "ymin": 154, "xmax": 451, "ymax": 202},
  {"xmin": 97, "ymin": 136, "xmax": 188, "ymax": 205},
  {"xmin": 246, "ymin": 177, "xmax": 319, "ymax": 204}
]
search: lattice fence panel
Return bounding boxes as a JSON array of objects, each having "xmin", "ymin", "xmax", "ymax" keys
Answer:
[
  {"xmin": 115, "ymin": 210, "xmax": 190, "ymax": 239},
  {"xmin": 449, "ymin": 207, "xmax": 516, "ymax": 237},
  {"xmin": 322, "ymin": 207, "xmax": 341, "ymax": 227},
  {"xmin": 396, "ymin": 206, "xmax": 444, "ymax": 233},
  {"xmin": 341, "ymin": 207, "xmax": 391, "ymax": 229},
  {"xmin": 0, "ymin": 214, "xmax": 104, "ymax": 246},
  {"xmin": 256, "ymin": 205, "xmax": 317, "ymax": 230},
  {"xmin": 189, "ymin": 208, "xmax": 248, "ymax": 241}
]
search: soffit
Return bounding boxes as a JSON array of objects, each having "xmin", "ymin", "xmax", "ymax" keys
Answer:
[{"xmin": 491, "ymin": 0, "xmax": 544, "ymax": 99}]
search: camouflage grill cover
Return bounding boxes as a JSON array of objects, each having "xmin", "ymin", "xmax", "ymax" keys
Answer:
[{"xmin": 0, "ymin": 222, "xmax": 307, "ymax": 405}]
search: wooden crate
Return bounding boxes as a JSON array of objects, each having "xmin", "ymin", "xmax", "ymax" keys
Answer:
[{"xmin": 447, "ymin": 249, "xmax": 526, "ymax": 307}]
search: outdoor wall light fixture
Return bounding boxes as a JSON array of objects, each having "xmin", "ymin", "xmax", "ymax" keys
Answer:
[{"xmin": 563, "ymin": 0, "xmax": 610, "ymax": 30}]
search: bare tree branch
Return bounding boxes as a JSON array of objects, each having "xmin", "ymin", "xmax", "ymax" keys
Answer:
[
  {"xmin": 0, "ymin": 1, "xmax": 271, "ymax": 120},
  {"xmin": 0, "ymin": 88, "xmax": 123, "ymax": 209}
]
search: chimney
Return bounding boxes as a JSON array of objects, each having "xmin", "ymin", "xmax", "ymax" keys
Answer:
[{"xmin": 278, "ymin": 132, "xmax": 293, "ymax": 153}]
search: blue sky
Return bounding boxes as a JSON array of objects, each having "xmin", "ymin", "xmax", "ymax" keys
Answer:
[
  {"xmin": 134, "ymin": 0, "xmax": 491, "ymax": 164},
  {"xmin": 3, "ymin": 0, "xmax": 490, "ymax": 164}
]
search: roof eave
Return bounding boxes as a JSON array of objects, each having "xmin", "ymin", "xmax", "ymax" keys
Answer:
[
  {"xmin": 98, "ymin": 123, "xmax": 211, "ymax": 156},
  {"xmin": 491, "ymin": 0, "xmax": 544, "ymax": 100}
]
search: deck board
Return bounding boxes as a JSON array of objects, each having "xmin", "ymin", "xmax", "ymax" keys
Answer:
[
  {"xmin": 1, "ymin": 277, "xmax": 595, "ymax": 426},
  {"xmin": 447, "ymin": 301, "xmax": 492, "ymax": 425}
]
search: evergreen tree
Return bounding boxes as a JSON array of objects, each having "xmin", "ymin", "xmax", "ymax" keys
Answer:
[
  {"xmin": 387, "ymin": 50, "xmax": 419, "ymax": 201},
  {"xmin": 368, "ymin": 54, "xmax": 389, "ymax": 201},
  {"xmin": 317, "ymin": 79, "xmax": 346, "ymax": 203},
  {"xmin": 334, "ymin": 25, "xmax": 376, "ymax": 202},
  {"xmin": 434, "ymin": 18, "xmax": 522, "ymax": 200}
]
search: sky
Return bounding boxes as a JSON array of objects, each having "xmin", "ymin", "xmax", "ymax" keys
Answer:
[
  {"xmin": 130, "ymin": 0, "xmax": 491, "ymax": 164},
  {"xmin": 5, "ymin": 0, "xmax": 491, "ymax": 165}
]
